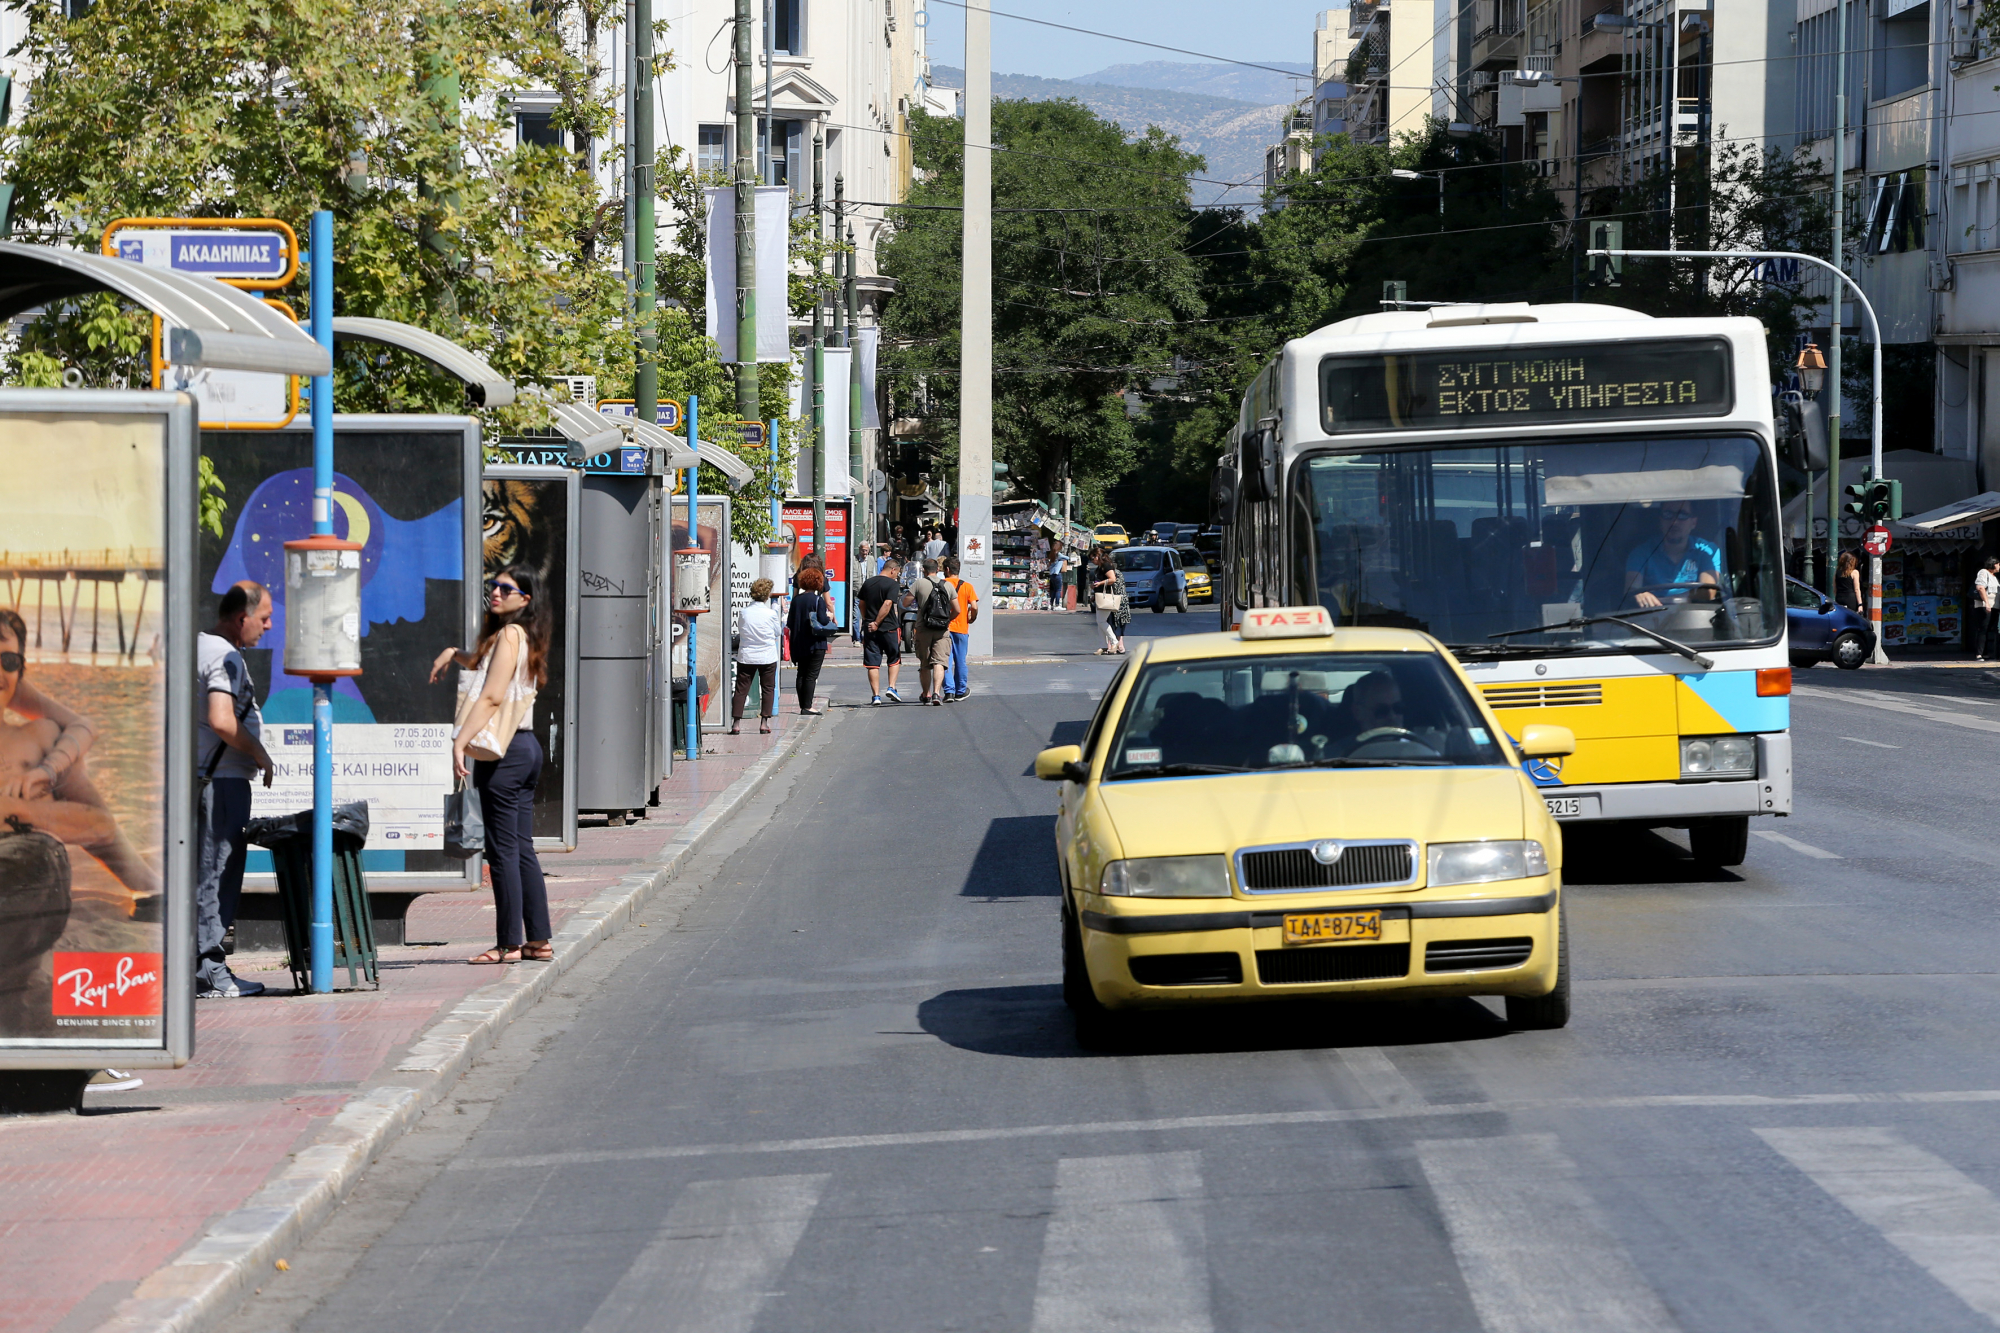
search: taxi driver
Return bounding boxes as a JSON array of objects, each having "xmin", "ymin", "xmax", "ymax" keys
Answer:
[{"xmin": 1624, "ymin": 501, "xmax": 1721, "ymax": 608}]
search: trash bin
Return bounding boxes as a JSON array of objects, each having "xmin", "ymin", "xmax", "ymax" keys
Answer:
[{"xmin": 244, "ymin": 801, "xmax": 379, "ymax": 991}]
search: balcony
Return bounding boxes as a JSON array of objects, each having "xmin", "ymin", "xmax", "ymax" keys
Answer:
[{"xmin": 1471, "ymin": 0, "xmax": 1525, "ymax": 70}]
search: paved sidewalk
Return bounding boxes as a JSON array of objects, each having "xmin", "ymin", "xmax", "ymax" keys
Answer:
[{"xmin": 0, "ymin": 719, "xmax": 814, "ymax": 1333}]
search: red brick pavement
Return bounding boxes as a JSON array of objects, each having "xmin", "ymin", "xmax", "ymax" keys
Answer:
[{"xmin": 0, "ymin": 722, "xmax": 800, "ymax": 1333}]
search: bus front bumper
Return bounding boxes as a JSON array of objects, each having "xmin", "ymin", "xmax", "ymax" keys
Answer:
[{"xmin": 1539, "ymin": 733, "xmax": 1791, "ymax": 823}]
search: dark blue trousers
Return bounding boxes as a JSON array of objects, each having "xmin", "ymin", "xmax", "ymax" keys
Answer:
[{"xmin": 472, "ymin": 731, "xmax": 550, "ymax": 947}]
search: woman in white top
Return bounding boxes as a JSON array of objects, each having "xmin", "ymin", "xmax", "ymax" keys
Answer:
[
  {"xmin": 431, "ymin": 565, "xmax": 551, "ymax": 965},
  {"xmin": 730, "ymin": 577, "xmax": 784, "ymax": 735}
]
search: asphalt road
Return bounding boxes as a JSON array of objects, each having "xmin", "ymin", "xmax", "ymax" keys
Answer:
[{"xmin": 220, "ymin": 613, "xmax": 2000, "ymax": 1333}]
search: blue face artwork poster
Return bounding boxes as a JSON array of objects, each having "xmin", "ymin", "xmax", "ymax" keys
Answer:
[{"xmin": 199, "ymin": 428, "xmax": 470, "ymax": 873}]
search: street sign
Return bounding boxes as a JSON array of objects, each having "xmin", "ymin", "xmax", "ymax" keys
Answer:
[
  {"xmin": 735, "ymin": 421, "xmax": 766, "ymax": 446},
  {"xmin": 1864, "ymin": 525, "xmax": 1892, "ymax": 557},
  {"xmin": 103, "ymin": 218, "xmax": 298, "ymax": 288},
  {"xmin": 597, "ymin": 399, "xmax": 684, "ymax": 431}
]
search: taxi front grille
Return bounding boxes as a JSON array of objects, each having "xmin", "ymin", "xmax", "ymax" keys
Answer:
[
  {"xmin": 1237, "ymin": 842, "xmax": 1415, "ymax": 893},
  {"xmin": 1480, "ymin": 682, "xmax": 1604, "ymax": 710},
  {"xmin": 1425, "ymin": 938, "xmax": 1535, "ymax": 972},
  {"xmin": 1128, "ymin": 953, "xmax": 1243, "ymax": 987},
  {"xmin": 1256, "ymin": 944, "xmax": 1410, "ymax": 985}
]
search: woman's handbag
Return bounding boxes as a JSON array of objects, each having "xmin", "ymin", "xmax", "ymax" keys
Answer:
[
  {"xmin": 442, "ymin": 779, "xmax": 484, "ymax": 860},
  {"xmin": 456, "ymin": 626, "xmax": 534, "ymax": 762},
  {"xmin": 1094, "ymin": 590, "xmax": 1121, "ymax": 612}
]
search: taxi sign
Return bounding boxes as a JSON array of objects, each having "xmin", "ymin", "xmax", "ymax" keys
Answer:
[{"xmin": 1239, "ymin": 605, "xmax": 1335, "ymax": 640}]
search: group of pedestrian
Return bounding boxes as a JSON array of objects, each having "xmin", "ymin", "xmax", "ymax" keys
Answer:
[{"xmin": 856, "ymin": 550, "xmax": 979, "ymax": 705}]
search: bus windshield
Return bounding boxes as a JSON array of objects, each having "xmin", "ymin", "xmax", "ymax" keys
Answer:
[{"xmin": 1293, "ymin": 434, "xmax": 1783, "ymax": 655}]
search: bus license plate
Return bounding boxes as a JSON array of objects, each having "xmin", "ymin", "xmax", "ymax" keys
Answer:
[
  {"xmin": 1283, "ymin": 910, "xmax": 1382, "ymax": 946},
  {"xmin": 1544, "ymin": 796, "xmax": 1584, "ymax": 818}
]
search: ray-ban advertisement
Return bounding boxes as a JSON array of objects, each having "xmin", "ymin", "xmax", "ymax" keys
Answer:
[{"xmin": 0, "ymin": 391, "xmax": 195, "ymax": 1068}]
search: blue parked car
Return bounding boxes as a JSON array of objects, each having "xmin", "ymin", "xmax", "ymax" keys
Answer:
[
  {"xmin": 1786, "ymin": 576, "xmax": 1873, "ymax": 670},
  {"xmin": 1113, "ymin": 545, "xmax": 1190, "ymax": 613}
]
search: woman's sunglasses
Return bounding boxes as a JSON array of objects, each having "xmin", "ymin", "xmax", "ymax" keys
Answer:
[
  {"xmin": 485, "ymin": 579, "xmax": 523, "ymax": 597},
  {"xmin": 0, "ymin": 652, "xmax": 22, "ymax": 673}
]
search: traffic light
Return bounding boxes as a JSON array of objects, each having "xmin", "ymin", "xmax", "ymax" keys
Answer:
[
  {"xmin": 1843, "ymin": 469, "xmax": 1873, "ymax": 521},
  {"xmin": 1588, "ymin": 220, "xmax": 1624, "ymax": 286},
  {"xmin": 1868, "ymin": 475, "xmax": 1902, "ymax": 522},
  {"xmin": 1382, "ymin": 280, "xmax": 1408, "ymax": 306}
]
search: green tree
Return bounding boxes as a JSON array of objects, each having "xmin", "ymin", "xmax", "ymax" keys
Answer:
[{"xmin": 877, "ymin": 99, "xmax": 1206, "ymax": 520}]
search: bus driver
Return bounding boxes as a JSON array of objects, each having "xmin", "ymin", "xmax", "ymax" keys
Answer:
[{"xmin": 1624, "ymin": 501, "xmax": 1722, "ymax": 609}]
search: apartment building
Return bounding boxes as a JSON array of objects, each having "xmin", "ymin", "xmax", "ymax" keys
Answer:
[{"xmin": 1341, "ymin": 0, "xmax": 1441, "ymax": 146}]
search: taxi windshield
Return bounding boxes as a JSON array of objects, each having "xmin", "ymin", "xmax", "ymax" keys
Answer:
[
  {"xmin": 1104, "ymin": 652, "xmax": 1511, "ymax": 778},
  {"xmin": 1294, "ymin": 433, "xmax": 1783, "ymax": 656}
]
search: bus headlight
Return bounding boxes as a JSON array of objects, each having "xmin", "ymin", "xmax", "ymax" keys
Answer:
[
  {"xmin": 1100, "ymin": 856, "xmax": 1232, "ymax": 898},
  {"xmin": 1682, "ymin": 735, "xmax": 1756, "ymax": 778},
  {"xmin": 1427, "ymin": 840, "xmax": 1549, "ymax": 886}
]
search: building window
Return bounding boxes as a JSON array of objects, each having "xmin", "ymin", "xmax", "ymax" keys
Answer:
[
  {"xmin": 772, "ymin": 0, "xmax": 804, "ymax": 54},
  {"xmin": 698, "ymin": 124, "xmax": 730, "ymax": 176},
  {"xmin": 517, "ymin": 110, "xmax": 563, "ymax": 150},
  {"xmin": 761, "ymin": 118, "xmax": 806, "ymax": 194},
  {"xmin": 1865, "ymin": 169, "xmax": 1927, "ymax": 256}
]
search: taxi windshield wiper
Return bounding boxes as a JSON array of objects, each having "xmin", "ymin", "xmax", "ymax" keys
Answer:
[
  {"xmin": 1487, "ymin": 610, "xmax": 1713, "ymax": 669},
  {"xmin": 1109, "ymin": 762, "xmax": 1249, "ymax": 780},
  {"xmin": 1272, "ymin": 757, "xmax": 1450, "ymax": 769}
]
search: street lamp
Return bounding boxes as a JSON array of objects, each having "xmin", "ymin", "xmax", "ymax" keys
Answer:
[
  {"xmin": 1796, "ymin": 340, "xmax": 1826, "ymax": 396},
  {"xmin": 1390, "ymin": 167, "xmax": 1444, "ymax": 217}
]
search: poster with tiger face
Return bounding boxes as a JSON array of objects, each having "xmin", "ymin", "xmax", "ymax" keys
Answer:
[{"xmin": 481, "ymin": 472, "xmax": 574, "ymax": 846}]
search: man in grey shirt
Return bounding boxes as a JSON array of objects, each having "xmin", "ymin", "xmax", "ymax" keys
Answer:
[{"xmin": 196, "ymin": 581, "xmax": 276, "ymax": 997}]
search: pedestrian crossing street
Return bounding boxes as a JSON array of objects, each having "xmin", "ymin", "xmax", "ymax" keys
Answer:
[{"xmin": 559, "ymin": 1122, "xmax": 2000, "ymax": 1332}]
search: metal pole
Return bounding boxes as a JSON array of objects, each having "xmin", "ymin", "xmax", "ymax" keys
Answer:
[
  {"xmin": 686, "ymin": 393, "xmax": 700, "ymax": 758},
  {"xmin": 811, "ymin": 131, "xmax": 826, "ymax": 561},
  {"xmin": 958, "ymin": 0, "xmax": 994, "ymax": 656},
  {"xmin": 623, "ymin": 0, "xmax": 636, "ymax": 308},
  {"xmin": 769, "ymin": 417, "xmax": 781, "ymax": 534},
  {"xmin": 1828, "ymin": 6, "xmax": 1846, "ymax": 606},
  {"xmin": 734, "ymin": 0, "xmax": 759, "ymax": 421},
  {"xmin": 762, "ymin": 0, "xmax": 774, "ymax": 185},
  {"xmin": 847, "ymin": 221, "xmax": 862, "ymax": 548},
  {"xmin": 634, "ymin": 0, "xmax": 657, "ymax": 424},
  {"xmin": 831, "ymin": 174, "xmax": 846, "ymax": 346},
  {"xmin": 308, "ymin": 209, "xmax": 334, "ymax": 996}
]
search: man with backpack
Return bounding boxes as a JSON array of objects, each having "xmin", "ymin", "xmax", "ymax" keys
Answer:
[
  {"xmin": 910, "ymin": 558, "xmax": 958, "ymax": 706},
  {"xmin": 942, "ymin": 555, "xmax": 979, "ymax": 702}
]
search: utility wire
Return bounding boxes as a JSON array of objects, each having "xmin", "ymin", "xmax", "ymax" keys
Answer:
[{"xmin": 924, "ymin": 0, "xmax": 1311, "ymax": 88}]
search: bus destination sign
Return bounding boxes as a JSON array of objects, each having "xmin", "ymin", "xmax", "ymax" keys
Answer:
[{"xmin": 1320, "ymin": 337, "xmax": 1733, "ymax": 434}]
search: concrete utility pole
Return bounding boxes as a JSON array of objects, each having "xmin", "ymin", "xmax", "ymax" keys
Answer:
[
  {"xmin": 811, "ymin": 131, "xmax": 826, "ymax": 560},
  {"xmin": 734, "ymin": 0, "xmax": 759, "ymax": 420},
  {"xmin": 1826, "ymin": 0, "xmax": 1847, "ymax": 607},
  {"xmin": 847, "ymin": 222, "xmax": 863, "ymax": 544},
  {"xmin": 633, "ymin": 0, "xmax": 657, "ymax": 425},
  {"xmin": 958, "ymin": 0, "xmax": 994, "ymax": 655}
]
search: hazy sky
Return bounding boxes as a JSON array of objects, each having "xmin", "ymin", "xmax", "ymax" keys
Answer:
[{"xmin": 924, "ymin": 0, "xmax": 1321, "ymax": 81}]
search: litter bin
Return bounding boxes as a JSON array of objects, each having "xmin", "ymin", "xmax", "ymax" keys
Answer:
[{"xmin": 244, "ymin": 801, "xmax": 379, "ymax": 990}]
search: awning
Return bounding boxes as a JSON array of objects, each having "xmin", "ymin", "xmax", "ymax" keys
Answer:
[
  {"xmin": 626, "ymin": 418, "xmax": 699, "ymax": 470},
  {"xmin": 547, "ymin": 399, "xmax": 624, "ymax": 453},
  {"xmin": 1900, "ymin": 490, "xmax": 2000, "ymax": 531},
  {"xmin": 696, "ymin": 440, "xmax": 755, "ymax": 489},
  {"xmin": 330, "ymin": 316, "xmax": 515, "ymax": 407},
  {"xmin": 0, "ymin": 240, "xmax": 331, "ymax": 377}
]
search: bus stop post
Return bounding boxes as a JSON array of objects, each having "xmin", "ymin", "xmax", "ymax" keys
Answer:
[{"xmin": 308, "ymin": 209, "xmax": 335, "ymax": 994}]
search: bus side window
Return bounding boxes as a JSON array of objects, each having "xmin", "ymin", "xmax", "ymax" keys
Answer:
[{"xmin": 1289, "ymin": 487, "xmax": 1318, "ymax": 606}]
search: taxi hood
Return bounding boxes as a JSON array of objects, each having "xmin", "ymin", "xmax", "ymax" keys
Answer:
[{"xmin": 1093, "ymin": 767, "xmax": 1529, "ymax": 860}]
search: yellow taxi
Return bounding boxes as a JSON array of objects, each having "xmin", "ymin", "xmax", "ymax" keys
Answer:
[
  {"xmin": 1035, "ymin": 605, "xmax": 1575, "ymax": 1047},
  {"xmin": 1093, "ymin": 523, "xmax": 1130, "ymax": 548},
  {"xmin": 1173, "ymin": 544, "xmax": 1213, "ymax": 603}
]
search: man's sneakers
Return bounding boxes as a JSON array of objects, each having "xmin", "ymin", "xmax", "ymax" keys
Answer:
[
  {"xmin": 944, "ymin": 691, "xmax": 967, "ymax": 703},
  {"xmin": 871, "ymin": 695, "xmax": 884, "ymax": 706},
  {"xmin": 196, "ymin": 970, "xmax": 267, "ymax": 999},
  {"xmin": 86, "ymin": 1069, "xmax": 143, "ymax": 1093},
  {"xmin": 927, "ymin": 694, "xmax": 944, "ymax": 707},
  {"xmin": 884, "ymin": 688, "xmax": 902, "ymax": 703}
]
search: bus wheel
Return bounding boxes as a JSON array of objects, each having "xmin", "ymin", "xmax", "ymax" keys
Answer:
[
  {"xmin": 1505, "ymin": 899, "xmax": 1569, "ymax": 1030},
  {"xmin": 1689, "ymin": 816, "xmax": 1749, "ymax": 867}
]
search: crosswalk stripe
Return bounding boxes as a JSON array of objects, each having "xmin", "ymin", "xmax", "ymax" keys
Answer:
[
  {"xmin": 1337, "ymin": 1048, "xmax": 1426, "ymax": 1107},
  {"xmin": 1757, "ymin": 1126, "xmax": 2000, "ymax": 1322},
  {"xmin": 1031, "ymin": 1152, "xmax": 1212, "ymax": 1333},
  {"xmin": 1415, "ymin": 1134, "xmax": 1678, "ymax": 1333},
  {"xmin": 580, "ymin": 1173, "xmax": 829, "ymax": 1333},
  {"xmin": 1753, "ymin": 830, "xmax": 1842, "ymax": 859}
]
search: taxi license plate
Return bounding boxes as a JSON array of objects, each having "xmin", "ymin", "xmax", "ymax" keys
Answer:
[
  {"xmin": 1283, "ymin": 911, "xmax": 1382, "ymax": 946},
  {"xmin": 1544, "ymin": 796, "xmax": 1583, "ymax": 817}
]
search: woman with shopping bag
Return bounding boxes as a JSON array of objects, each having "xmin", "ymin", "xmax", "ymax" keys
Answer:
[{"xmin": 431, "ymin": 565, "xmax": 552, "ymax": 965}]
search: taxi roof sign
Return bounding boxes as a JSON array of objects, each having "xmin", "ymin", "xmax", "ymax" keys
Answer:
[{"xmin": 1239, "ymin": 605, "xmax": 1335, "ymax": 640}]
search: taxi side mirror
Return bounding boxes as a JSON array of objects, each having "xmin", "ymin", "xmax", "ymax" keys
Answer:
[
  {"xmin": 1035, "ymin": 744, "xmax": 1089, "ymax": 782},
  {"xmin": 1517, "ymin": 724, "xmax": 1576, "ymax": 759}
]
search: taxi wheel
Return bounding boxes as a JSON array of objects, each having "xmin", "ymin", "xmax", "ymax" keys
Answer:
[
  {"xmin": 1063, "ymin": 906, "xmax": 1130, "ymax": 1051},
  {"xmin": 1689, "ymin": 816, "xmax": 1749, "ymax": 867},
  {"xmin": 1504, "ymin": 900, "xmax": 1570, "ymax": 1031}
]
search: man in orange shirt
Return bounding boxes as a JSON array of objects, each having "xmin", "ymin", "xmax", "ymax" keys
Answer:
[{"xmin": 943, "ymin": 555, "xmax": 979, "ymax": 702}]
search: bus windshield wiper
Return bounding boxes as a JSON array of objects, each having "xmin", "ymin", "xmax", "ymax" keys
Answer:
[
  {"xmin": 1109, "ymin": 763, "xmax": 1250, "ymax": 780},
  {"xmin": 1488, "ymin": 612, "xmax": 1714, "ymax": 669},
  {"xmin": 1450, "ymin": 640, "xmax": 1606, "ymax": 660}
]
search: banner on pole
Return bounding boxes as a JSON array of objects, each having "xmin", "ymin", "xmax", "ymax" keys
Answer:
[
  {"xmin": 703, "ymin": 186, "xmax": 791, "ymax": 363},
  {"xmin": 855, "ymin": 327, "xmax": 880, "ymax": 430}
]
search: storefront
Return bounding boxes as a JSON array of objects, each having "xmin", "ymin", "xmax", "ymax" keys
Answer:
[{"xmin": 992, "ymin": 500, "xmax": 1093, "ymax": 610}]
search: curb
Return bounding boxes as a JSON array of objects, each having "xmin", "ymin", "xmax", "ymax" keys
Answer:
[{"xmin": 96, "ymin": 715, "xmax": 825, "ymax": 1333}]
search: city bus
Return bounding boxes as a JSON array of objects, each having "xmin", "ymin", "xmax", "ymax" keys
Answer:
[{"xmin": 1214, "ymin": 303, "xmax": 1791, "ymax": 867}]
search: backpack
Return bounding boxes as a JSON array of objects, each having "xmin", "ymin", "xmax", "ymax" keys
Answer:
[{"xmin": 921, "ymin": 578, "xmax": 958, "ymax": 630}]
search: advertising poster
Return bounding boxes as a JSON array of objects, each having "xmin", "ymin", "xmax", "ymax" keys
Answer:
[
  {"xmin": 482, "ymin": 467, "xmax": 579, "ymax": 849},
  {"xmin": 782, "ymin": 499, "xmax": 851, "ymax": 630},
  {"xmin": 1, "ymin": 395, "xmax": 192, "ymax": 1061},
  {"xmin": 199, "ymin": 418, "xmax": 478, "ymax": 881},
  {"xmin": 670, "ymin": 499, "xmax": 732, "ymax": 730}
]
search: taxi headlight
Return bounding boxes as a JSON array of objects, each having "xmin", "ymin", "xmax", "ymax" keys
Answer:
[
  {"xmin": 1681, "ymin": 734, "xmax": 1756, "ymax": 778},
  {"xmin": 1100, "ymin": 855, "xmax": 1232, "ymax": 898},
  {"xmin": 1426, "ymin": 840, "xmax": 1549, "ymax": 887}
]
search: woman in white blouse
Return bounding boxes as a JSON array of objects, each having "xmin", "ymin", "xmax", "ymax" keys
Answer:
[{"xmin": 730, "ymin": 578, "xmax": 785, "ymax": 735}]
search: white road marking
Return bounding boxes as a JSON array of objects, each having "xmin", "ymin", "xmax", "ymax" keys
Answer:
[
  {"xmin": 579, "ymin": 1173, "xmax": 828, "ymax": 1333},
  {"xmin": 1030, "ymin": 1152, "xmax": 1211, "ymax": 1333},
  {"xmin": 1336, "ymin": 1047, "xmax": 1426, "ymax": 1107},
  {"xmin": 1757, "ymin": 1126, "xmax": 2000, "ymax": 1322},
  {"xmin": 1416, "ymin": 1134, "xmax": 1678, "ymax": 1333},
  {"xmin": 1753, "ymin": 831, "xmax": 1843, "ymax": 860},
  {"xmin": 1841, "ymin": 736, "xmax": 1901, "ymax": 749},
  {"xmin": 1795, "ymin": 685, "xmax": 2000, "ymax": 734},
  {"xmin": 456, "ymin": 1088, "xmax": 2000, "ymax": 1169}
]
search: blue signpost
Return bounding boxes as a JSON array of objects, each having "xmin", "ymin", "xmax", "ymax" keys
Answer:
[
  {"xmin": 307, "ymin": 210, "xmax": 334, "ymax": 994},
  {"xmin": 685, "ymin": 394, "xmax": 699, "ymax": 762}
]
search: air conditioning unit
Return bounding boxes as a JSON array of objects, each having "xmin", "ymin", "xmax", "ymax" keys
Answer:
[{"xmin": 555, "ymin": 375, "xmax": 597, "ymax": 406}]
